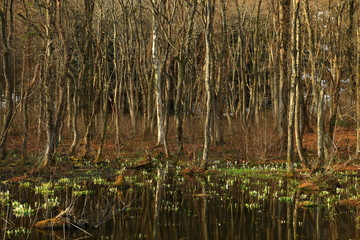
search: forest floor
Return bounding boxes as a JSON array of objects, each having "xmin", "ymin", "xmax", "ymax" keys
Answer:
[{"xmin": 1, "ymin": 124, "xmax": 360, "ymax": 182}]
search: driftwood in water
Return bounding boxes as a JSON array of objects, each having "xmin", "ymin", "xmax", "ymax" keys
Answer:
[
  {"xmin": 35, "ymin": 216, "xmax": 69, "ymax": 229},
  {"xmin": 35, "ymin": 207, "xmax": 73, "ymax": 229},
  {"xmin": 35, "ymin": 207, "xmax": 89, "ymax": 231}
]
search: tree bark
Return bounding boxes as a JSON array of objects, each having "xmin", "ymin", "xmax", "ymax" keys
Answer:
[
  {"xmin": 287, "ymin": 0, "xmax": 300, "ymax": 173},
  {"xmin": 356, "ymin": 9, "xmax": 360, "ymax": 156},
  {"xmin": 278, "ymin": 0, "xmax": 290, "ymax": 148},
  {"xmin": 0, "ymin": 1, "xmax": 14, "ymax": 159},
  {"xmin": 201, "ymin": 0, "xmax": 214, "ymax": 169},
  {"xmin": 151, "ymin": 0, "xmax": 168, "ymax": 156}
]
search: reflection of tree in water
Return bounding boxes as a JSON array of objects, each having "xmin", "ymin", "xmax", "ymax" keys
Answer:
[
  {"xmin": 200, "ymin": 181, "xmax": 208, "ymax": 240},
  {"xmin": 153, "ymin": 168, "xmax": 164, "ymax": 240}
]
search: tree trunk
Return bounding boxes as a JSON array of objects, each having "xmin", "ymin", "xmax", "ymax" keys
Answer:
[
  {"xmin": 356, "ymin": 21, "xmax": 360, "ymax": 156},
  {"xmin": 0, "ymin": 1, "xmax": 14, "ymax": 159},
  {"xmin": 201, "ymin": 0, "xmax": 214, "ymax": 169},
  {"xmin": 40, "ymin": 0, "xmax": 67, "ymax": 168},
  {"xmin": 278, "ymin": 0, "xmax": 290, "ymax": 148},
  {"xmin": 293, "ymin": 0, "xmax": 307, "ymax": 168},
  {"xmin": 151, "ymin": 0, "xmax": 168, "ymax": 156},
  {"xmin": 287, "ymin": 0, "xmax": 300, "ymax": 173},
  {"xmin": 303, "ymin": 0, "xmax": 319, "ymax": 123},
  {"xmin": 317, "ymin": 88, "xmax": 326, "ymax": 162}
]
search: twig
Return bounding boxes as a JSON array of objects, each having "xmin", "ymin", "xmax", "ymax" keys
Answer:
[{"xmin": 68, "ymin": 222, "xmax": 93, "ymax": 237}]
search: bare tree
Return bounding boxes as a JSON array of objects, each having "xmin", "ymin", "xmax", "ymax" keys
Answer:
[
  {"xmin": 201, "ymin": 0, "xmax": 215, "ymax": 169},
  {"xmin": 357, "ymin": 8, "xmax": 360, "ymax": 156},
  {"xmin": 151, "ymin": 0, "xmax": 169, "ymax": 156},
  {"xmin": 286, "ymin": 0, "xmax": 300, "ymax": 173},
  {"xmin": 278, "ymin": 0, "xmax": 290, "ymax": 148},
  {"xmin": 39, "ymin": 0, "xmax": 67, "ymax": 168},
  {"xmin": 0, "ymin": 0, "xmax": 14, "ymax": 159}
]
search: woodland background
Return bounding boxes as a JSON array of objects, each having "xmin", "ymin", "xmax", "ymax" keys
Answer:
[{"xmin": 0, "ymin": 0, "xmax": 359, "ymax": 172}]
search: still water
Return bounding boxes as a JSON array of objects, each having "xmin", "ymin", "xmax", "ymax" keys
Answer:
[{"xmin": 1, "ymin": 165, "xmax": 359, "ymax": 239}]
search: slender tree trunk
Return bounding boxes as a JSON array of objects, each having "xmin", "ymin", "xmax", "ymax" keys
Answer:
[
  {"xmin": 0, "ymin": 1, "xmax": 14, "ymax": 159},
  {"xmin": 112, "ymin": 3, "xmax": 121, "ymax": 146},
  {"xmin": 356, "ymin": 10, "xmax": 360, "ymax": 156},
  {"xmin": 151, "ymin": 0, "xmax": 168, "ymax": 156},
  {"xmin": 175, "ymin": 59, "xmax": 185, "ymax": 153},
  {"xmin": 95, "ymin": 55, "xmax": 110, "ymax": 163},
  {"xmin": 81, "ymin": 0, "xmax": 96, "ymax": 159},
  {"xmin": 278, "ymin": 0, "xmax": 290, "ymax": 148},
  {"xmin": 287, "ymin": 0, "xmax": 300, "ymax": 173},
  {"xmin": 40, "ymin": 0, "xmax": 67, "ymax": 168},
  {"xmin": 293, "ymin": 0, "xmax": 307, "ymax": 168},
  {"xmin": 303, "ymin": 0, "xmax": 319, "ymax": 123},
  {"xmin": 69, "ymin": 78, "xmax": 79, "ymax": 154},
  {"xmin": 201, "ymin": 0, "xmax": 214, "ymax": 169},
  {"xmin": 317, "ymin": 89, "xmax": 326, "ymax": 163},
  {"xmin": 41, "ymin": 0, "xmax": 56, "ymax": 167},
  {"xmin": 174, "ymin": 1, "xmax": 197, "ymax": 153}
]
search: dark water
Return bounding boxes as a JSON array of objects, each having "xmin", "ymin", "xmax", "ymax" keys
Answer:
[{"xmin": 1, "ymin": 166, "xmax": 360, "ymax": 240}]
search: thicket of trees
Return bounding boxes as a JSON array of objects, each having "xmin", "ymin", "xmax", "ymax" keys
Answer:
[{"xmin": 0, "ymin": 0, "xmax": 359, "ymax": 172}]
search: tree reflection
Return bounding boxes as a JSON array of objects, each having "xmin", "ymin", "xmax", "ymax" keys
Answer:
[
  {"xmin": 200, "ymin": 181, "xmax": 208, "ymax": 240},
  {"xmin": 153, "ymin": 168, "xmax": 164, "ymax": 240}
]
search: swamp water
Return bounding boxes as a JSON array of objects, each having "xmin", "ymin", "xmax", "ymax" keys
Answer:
[{"xmin": 1, "ymin": 164, "xmax": 360, "ymax": 240}]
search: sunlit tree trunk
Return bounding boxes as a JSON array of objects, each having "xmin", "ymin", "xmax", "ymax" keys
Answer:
[
  {"xmin": 287, "ymin": 0, "xmax": 300, "ymax": 173},
  {"xmin": 278, "ymin": 0, "xmax": 290, "ymax": 148},
  {"xmin": 303, "ymin": 0, "xmax": 319, "ymax": 121},
  {"xmin": 201, "ymin": 0, "xmax": 214, "ymax": 169},
  {"xmin": 293, "ymin": 0, "xmax": 307, "ymax": 168},
  {"xmin": 151, "ymin": 0, "xmax": 168, "ymax": 156},
  {"xmin": 40, "ymin": 0, "xmax": 67, "ymax": 168},
  {"xmin": 153, "ymin": 168, "xmax": 163, "ymax": 239}
]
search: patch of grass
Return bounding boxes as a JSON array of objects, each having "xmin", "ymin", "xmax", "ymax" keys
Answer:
[{"xmin": 220, "ymin": 164, "xmax": 286, "ymax": 179}]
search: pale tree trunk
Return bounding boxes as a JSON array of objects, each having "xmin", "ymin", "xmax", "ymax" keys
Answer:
[
  {"xmin": 40, "ymin": 0, "xmax": 67, "ymax": 168},
  {"xmin": 201, "ymin": 0, "xmax": 214, "ymax": 169},
  {"xmin": 41, "ymin": 0, "xmax": 56, "ymax": 167},
  {"xmin": 293, "ymin": 0, "xmax": 307, "ymax": 168},
  {"xmin": 295, "ymin": 82, "xmax": 307, "ymax": 167},
  {"xmin": 287, "ymin": 0, "xmax": 300, "ymax": 173},
  {"xmin": 303, "ymin": 0, "xmax": 319, "ymax": 121},
  {"xmin": 69, "ymin": 76, "xmax": 79, "ymax": 154},
  {"xmin": 153, "ymin": 168, "xmax": 164, "ymax": 239},
  {"xmin": 200, "ymin": 181, "xmax": 209, "ymax": 240},
  {"xmin": 120, "ymin": 0, "xmax": 138, "ymax": 135},
  {"xmin": 0, "ymin": 1, "xmax": 14, "ymax": 159},
  {"xmin": 151, "ymin": 0, "xmax": 168, "ymax": 156},
  {"xmin": 41, "ymin": 1, "xmax": 54, "ymax": 167}
]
